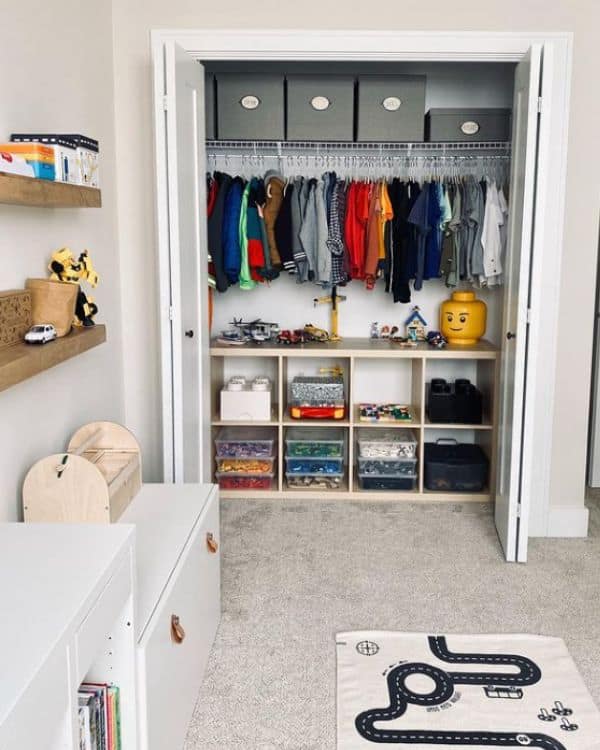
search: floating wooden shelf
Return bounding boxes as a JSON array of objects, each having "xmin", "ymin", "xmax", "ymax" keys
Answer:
[
  {"xmin": 0, "ymin": 324, "xmax": 106, "ymax": 392},
  {"xmin": 0, "ymin": 171, "xmax": 101, "ymax": 208}
]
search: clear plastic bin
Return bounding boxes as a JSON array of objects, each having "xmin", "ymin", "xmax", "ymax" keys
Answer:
[
  {"xmin": 357, "ymin": 456, "xmax": 418, "ymax": 476},
  {"xmin": 285, "ymin": 456, "xmax": 344, "ymax": 474},
  {"xmin": 216, "ymin": 457, "xmax": 275, "ymax": 474},
  {"xmin": 357, "ymin": 473, "xmax": 418, "ymax": 491},
  {"xmin": 285, "ymin": 427, "xmax": 345, "ymax": 458},
  {"xmin": 216, "ymin": 472, "xmax": 275, "ymax": 490},
  {"xmin": 215, "ymin": 427, "xmax": 276, "ymax": 458},
  {"xmin": 286, "ymin": 473, "xmax": 343, "ymax": 489},
  {"xmin": 357, "ymin": 428, "xmax": 417, "ymax": 458}
]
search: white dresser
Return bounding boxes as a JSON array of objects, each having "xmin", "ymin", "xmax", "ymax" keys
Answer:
[
  {"xmin": 119, "ymin": 483, "xmax": 221, "ymax": 750},
  {"xmin": 0, "ymin": 522, "xmax": 137, "ymax": 750}
]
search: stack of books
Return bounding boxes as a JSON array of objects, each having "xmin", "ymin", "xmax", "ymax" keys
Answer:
[{"xmin": 78, "ymin": 683, "xmax": 121, "ymax": 750}]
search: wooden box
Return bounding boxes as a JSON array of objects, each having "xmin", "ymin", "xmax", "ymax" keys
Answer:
[
  {"xmin": 23, "ymin": 421, "xmax": 142, "ymax": 523},
  {"xmin": 0, "ymin": 289, "xmax": 31, "ymax": 350}
]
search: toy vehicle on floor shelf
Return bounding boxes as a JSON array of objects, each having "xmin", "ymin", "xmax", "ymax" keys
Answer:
[{"xmin": 24, "ymin": 324, "xmax": 57, "ymax": 344}]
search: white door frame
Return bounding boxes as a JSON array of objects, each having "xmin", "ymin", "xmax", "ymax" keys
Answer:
[{"xmin": 151, "ymin": 28, "xmax": 573, "ymax": 537}]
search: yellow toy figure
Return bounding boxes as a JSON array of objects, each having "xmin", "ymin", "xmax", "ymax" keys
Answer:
[
  {"xmin": 49, "ymin": 247, "xmax": 100, "ymax": 327},
  {"xmin": 440, "ymin": 291, "xmax": 487, "ymax": 345}
]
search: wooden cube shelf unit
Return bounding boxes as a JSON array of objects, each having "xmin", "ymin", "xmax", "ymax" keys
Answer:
[
  {"xmin": 210, "ymin": 337, "xmax": 500, "ymax": 503},
  {"xmin": 0, "ymin": 172, "xmax": 101, "ymax": 208}
]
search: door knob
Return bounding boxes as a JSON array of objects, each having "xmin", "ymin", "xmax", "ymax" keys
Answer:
[
  {"xmin": 185, "ymin": 330, "xmax": 194, "ymax": 338},
  {"xmin": 506, "ymin": 332, "xmax": 515, "ymax": 340}
]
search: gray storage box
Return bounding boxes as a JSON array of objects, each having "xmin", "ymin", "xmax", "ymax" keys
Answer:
[
  {"xmin": 286, "ymin": 75, "xmax": 354, "ymax": 141},
  {"xmin": 426, "ymin": 108, "xmax": 512, "ymax": 142},
  {"xmin": 216, "ymin": 73, "xmax": 284, "ymax": 140},
  {"xmin": 356, "ymin": 75, "xmax": 425, "ymax": 142},
  {"xmin": 205, "ymin": 73, "xmax": 216, "ymax": 140}
]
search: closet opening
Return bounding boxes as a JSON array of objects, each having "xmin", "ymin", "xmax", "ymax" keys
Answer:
[{"xmin": 152, "ymin": 31, "xmax": 571, "ymax": 561}]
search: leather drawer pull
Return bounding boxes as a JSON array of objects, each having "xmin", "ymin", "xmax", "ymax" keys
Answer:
[
  {"xmin": 171, "ymin": 614, "xmax": 186, "ymax": 644},
  {"xmin": 206, "ymin": 532, "xmax": 219, "ymax": 554}
]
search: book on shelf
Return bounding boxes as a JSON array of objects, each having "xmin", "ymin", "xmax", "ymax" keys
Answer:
[{"xmin": 78, "ymin": 682, "xmax": 121, "ymax": 750}]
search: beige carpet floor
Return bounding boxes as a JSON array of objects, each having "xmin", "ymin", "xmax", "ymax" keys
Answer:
[{"xmin": 184, "ymin": 497, "xmax": 600, "ymax": 749}]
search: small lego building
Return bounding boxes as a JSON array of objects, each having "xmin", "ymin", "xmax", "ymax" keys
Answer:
[{"xmin": 405, "ymin": 306, "xmax": 427, "ymax": 342}]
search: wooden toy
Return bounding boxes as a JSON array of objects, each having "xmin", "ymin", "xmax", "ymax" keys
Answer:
[
  {"xmin": 405, "ymin": 306, "xmax": 428, "ymax": 341},
  {"xmin": 440, "ymin": 290, "xmax": 487, "ymax": 345},
  {"xmin": 23, "ymin": 421, "xmax": 142, "ymax": 523}
]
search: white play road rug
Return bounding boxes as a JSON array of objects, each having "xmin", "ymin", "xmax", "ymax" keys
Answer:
[{"xmin": 337, "ymin": 632, "xmax": 600, "ymax": 749}]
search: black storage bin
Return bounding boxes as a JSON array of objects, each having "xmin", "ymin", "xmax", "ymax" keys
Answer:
[
  {"xmin": 424, "ymin": 440, "xmax": 489, "ymax": 492},
  {"xmin": 216, "ymin": 73, "xmax": 285, "ymax": 140},
  {"xmin": 426, "ymin": 108, "xmax": 511, "ymax": 142},
  {"xmin": 286, "ymin": 75, "xmax": 354, "ymax": 141},
  {"xmin": 356, "ymin": 75, "xmax": 426, "ymax": 142},
  {"xmin": 205, "ymin": 73, "xmax": 216, "ymax": 140},
  {"xmin": 427, "ymin": 379, "xmax": 483, "ymax": 424}
]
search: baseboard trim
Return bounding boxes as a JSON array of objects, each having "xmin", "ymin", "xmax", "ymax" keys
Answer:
[{"xmin": 537, "ymin": 505, "xmax": 590, "ymax": 538}]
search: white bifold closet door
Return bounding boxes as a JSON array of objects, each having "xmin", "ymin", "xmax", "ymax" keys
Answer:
[
  {"xmin": 495, "ymin": 44, "xmax": 542, "ymax": 563},
  {"xmin": 163, "ymin": 45, "xmax": 211, "ymax": 482}
]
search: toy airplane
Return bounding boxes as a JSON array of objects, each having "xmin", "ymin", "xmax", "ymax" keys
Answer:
[{"xmin": 228, "ymin": 318, "xmax": 280, "ymax": 343}]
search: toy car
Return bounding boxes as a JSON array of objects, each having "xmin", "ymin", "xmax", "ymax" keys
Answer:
[
  {"xmin": 25, "ymin": 324, "xmax": 57, "ymax": 344},
  {"xmin": 303, "ymin": 324, "xmax": 329, "ymax": 342},
  {"xmin": 277, "ymin": 329, "xmax": 306, "ymax": 345}
]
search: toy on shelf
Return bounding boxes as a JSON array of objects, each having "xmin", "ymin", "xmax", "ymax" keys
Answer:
[
  {"xmin": 440, "ymin": 291, "xmax": 487, "ymax": 345},
  {"xmin": 313, "ymin": 285, "xmax": 346, "ymax": 341},
  {"xmin": 426, "ymin": 330, "xmax": 447, "ymax": 349},
  {"xmin": 24, "ymin": 323, "xmax": 57, "ymax": 344},
  {"xmin": 370, "ymin": 322, "xmax": 403, "ymax": 342},
  {"xmin": 289, "ymin": 367, "xmax": 345, "ymax": 420},
  {"xmin": 303, "ymin": 324, "xmax": 330, "ymax": 342},
  {"xmin": 49, "ymin": 247, "xmax": 99, "ymax": 327},
  {"xmin": 23, "ymin": 421, "xmax": 142, "ymax": 523},
  {"xmin": 358, "ymin": 403, "xmax": 413, "ymax": 423},
  {"xmin": 277, "ymin": 329, "xmax": 307, "ymax": 345},
  {"xmin": 405, "ymin": 306, "xmax": 427, "ymax": 341},
  {"xmin": 219, "ymin": 318, "xmax": 280, "ymax": 345},
  {"xmin": 0, "ymin": 289, "xmax": 31, "ymax": 350},
  {"xmin": 220, "ymin": 375, "xmax": 272, "ymax": 421}
]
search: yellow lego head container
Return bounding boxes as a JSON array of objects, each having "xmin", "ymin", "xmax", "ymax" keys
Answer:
[{"xmin": 440, "ymin": 291, "xmax": 487, "ymax": 345}]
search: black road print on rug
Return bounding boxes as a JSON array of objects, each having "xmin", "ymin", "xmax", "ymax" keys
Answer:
[{"xmin": 355, "ymin": 635, "xmax": 566, "ymax": 749}]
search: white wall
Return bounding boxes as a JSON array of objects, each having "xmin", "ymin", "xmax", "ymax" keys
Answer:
[
  {"xmin": 0, "ymin": 2, "xmax": 123, "ymax": 520},
  {"xmin": 112, "ymin": 1, "xmax": 600, "ymax": 529}
]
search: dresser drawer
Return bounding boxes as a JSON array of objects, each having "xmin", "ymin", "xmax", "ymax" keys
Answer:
[{"xmin": 137, "ymin": 491, "xmax": 221, "ymax": 750}]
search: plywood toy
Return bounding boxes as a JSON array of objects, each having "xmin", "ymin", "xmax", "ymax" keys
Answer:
[{"xmin": 23, "ymin": 421, "xmax": 142, "ymax": 523}]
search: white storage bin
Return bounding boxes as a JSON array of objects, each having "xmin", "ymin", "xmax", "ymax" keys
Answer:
[{"xmin": 220, "ymin": 378, "xmax": 272, "ymax": 421}]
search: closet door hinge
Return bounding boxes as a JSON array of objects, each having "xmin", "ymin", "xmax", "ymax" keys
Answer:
[
  {"xmin": 526, "ymin": 308, "xmax": 532, "ymax": 325},
  {"xmin": 162, "ymin": 94, "xmax": 170, "ymax": 111},
  {"xmin": 168, "ymin": 305, "xmax": 174, "ymax": 321},
  {"xmin": 537, "ymin": 96, "xmax": 543, "ymax": 114},
  {"xmin": 516, "ymin": 503, "xmax": 522, "ymax": 519}
]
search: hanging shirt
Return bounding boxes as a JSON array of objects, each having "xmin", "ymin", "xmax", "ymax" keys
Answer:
[
  {"xmin": 423, "ymin": 181, "xmax": 444, "ymax": 281},
  {"xmin": 389, "ymin": 179, "xmax": 412, "ymax": 304},
  {"xmin": 481, "ymin": 182, "xmax": 507, "ymax": 287},
  {"xmin": 327, "ymin": 180, "xmax": 348, "ymax": 286},
  {"xmin": 222, "ymin": 177, "xmax": 244, "ymax": 285},
  {"xmin": 238, "ymin": 181, "xmax": 256, "ymax": 290},
  {"xmin": 291, "ymin": 177, "xmax": 307, "ymax": 280},
  {"xmin": 208, "ymin": 172, "xmax": 232, "ymax": 292},
  {"xmin": 408, "ymin": 183, "xmax": 430, "ymax": 291},
  {"xmin": 315, "ymin": 175, "xmax": 331, "ymax": 284},
  {"xmin": 364, "ymin": 182, "xmax": 382, "ymax": 289},
  {"xmin": 470, "ymin": 180, "xmax": 486, "ymax": 278},
  {"xmin": 275, "ymin": 182, "xmax": 296, "ymax": 274},
  {"xmin": 299, "ymin": 178, "xmax": 318, "ymax": 282},
  {"xmin": 439, "ymin": 183, "xmax": 456, "ymax": 287},
  {"xmin": 345, "ymin": 181, "xmax": 370, "ymax": 280},
  {"xmin": 263, "ymin": 171, "xmax": 285, "ymax": 268}
]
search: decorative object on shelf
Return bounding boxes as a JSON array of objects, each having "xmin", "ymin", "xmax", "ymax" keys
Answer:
[
  {"xmin": 0, "ymin": 150, "xmax": 34, "ymax": 177},
  {"xmin": 0, "ymin": 142, "xmax": 55, "ymax": 180},
  {"xmin": 48, "ymin": 247, "xmax": 99, "ymax": 327},
  {"xmin": 10, "ymin": 134, "xmax": 78, "ymax": 183},
  {"xmin": 405, "ymin": 306, "xmax": 427, "ymax": 341},
  {"xmin": 23, "ymin": 421, "xmax": 142, "ymax": 523},
  {"xmin": 303, "ymin": 323, "xmax": 330, "ymax": 342},
  {"xmin": 427, "ymin": 378, "xmax": 483, "ymax": 424},
  {"xmin": 313, "ymin": 284, "xmax": 346, "ymax": 341},
  {"xmin": 370, "ymin": 322, "xmax": 379, "ymax": 339},
  {"xmin": 440, "ymin": 290, "xmax": 487, "ymax": 345},
  {"xmin": 25, "ymin": 277, "xmax": 78, "ymax": 337},
  {"xmin": 24, "ymin": 323, "xmax": 57, "ymax": 345},
  {"xmin": 220, "ymin": 375, "xmax": 272, "ymax": 421},
  {"xmin": 426, "ymin": 330, "xmax": 447, "ymax": 349},
  {"xmin": 0, "ymin": 289, "xmax": 31, "ymax": 350},
  {"xmin": 290, "ymin": 368, "xmax": 345, "ymax": 419},
  {"xmin": 226, "ymin": 317, "xmax": 280, "ymax": 343},
  {"xmin": 358, "ymin": 403, "xmax": 413, "ymax": 423}
]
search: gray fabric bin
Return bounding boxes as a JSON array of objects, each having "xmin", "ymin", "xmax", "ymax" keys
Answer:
[
  {"xmin": 205, "ymin": 73, "xmax": 216, "ymax": 140},
  {"xmin": 356, "ymin": 75, "xmax": 425, "ymax": 142},
  {"xmin": 426, "ymin": 108, "xmax": 512, "ymax": 142},
  {"xmin": 286, "ymin": 75, "xmax": 354, "ymax": 141},
  {"xmin": 216, "ymin": 73, "xmax": 284, "ymax": 140}
]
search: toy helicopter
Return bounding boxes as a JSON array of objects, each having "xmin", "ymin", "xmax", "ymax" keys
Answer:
[{"xmin": 219, "ymin": 318, "xmax": 280, "ymax": 345}]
